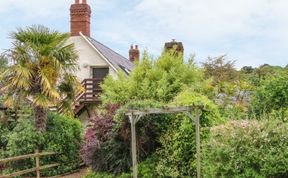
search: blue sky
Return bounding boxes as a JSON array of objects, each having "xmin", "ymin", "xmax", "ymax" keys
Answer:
[{"xmin": 0, "ymin": 0, "xmax": 287, "ymax": 68}]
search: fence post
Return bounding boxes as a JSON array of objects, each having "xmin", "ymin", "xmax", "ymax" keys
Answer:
[{"xmin": 35, "ymin": 149, "xmax": 40, "ymax": 178}]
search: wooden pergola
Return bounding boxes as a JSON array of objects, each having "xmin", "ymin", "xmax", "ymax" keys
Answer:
[{"xmin": 125, "ymin": 106, "xmax": 203, "ymax": 178}]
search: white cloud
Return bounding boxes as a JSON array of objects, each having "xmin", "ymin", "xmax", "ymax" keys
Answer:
[
  {"xmin": 0, "ymin": 0, "xmax": 113, "ymax": 18},
  {"xmin": 135, "ymin": 0, "xmax": 287, "ymax": 37},
  {"xmin": 116, "ymin": 0, "xmax": 288, "ymax": 67},
  {"xmin": 0, "ymin": 0, "xmax": 288, "ymax": 67}
]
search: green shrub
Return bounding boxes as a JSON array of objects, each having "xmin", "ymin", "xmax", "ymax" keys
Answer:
[
  {"xmin": 221, "ymin": 103, "xmax": 249, "ymax": 120},
  {"xmin": 138, "ymin": 154, "xmax": 159, "ymax": 178},
  {"xmin": 83, "ymin": 154, "xmax": 159, "ymax": 178},
  {"xmin": 84, "ymin": 100, "xmax": 175, "ymax": 175},
  {"xmin": 268, "ymin": 109, "xmax": 288, "ymax": 122},
  {"xmin": 4, "ymin": 113, "xmax": 83, "ymax": 176},
  {"xmin": 0, "ymin": 124, "xmax": 10, "ymax": 152},
  {"xmin": 97, "ymin": 50, "xmax": 215, "ymax": 176},
  {"xmin": 250, "ymin": 73, "xmax": 288, "ymax": 120},
  {"xmin": 101, "ymin": 51, "xmax": 203, "ymax": 105},
  {"xmin": 4, "ymin": 119, "xmax": 45, "ymax": 175},
  {"xmin": 156, "ymin": 89, "xmax": 222, "ymax": 177},
  {"xmin": 84, "ymin": 169, "xmax": 131, "ymax": 178},
  {"xmin": 203, "ymin": 120, "xmax": 288, "ymax": 178}
]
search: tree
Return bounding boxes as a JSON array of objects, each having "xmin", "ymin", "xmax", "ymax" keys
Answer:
[
  {"xmin": 240, "ymin": 66, "xmax": 254, "ymax": 74},
  {"xmin": 0, "ymin": 25, "xmax": 80, "ymax": 132},
  {"xmin": 202, "ymin": 55, "xmax": 239, "ymax": 85},
  {"xmin": 250, "ymin": 73, "xmax": 288, "ymax": 120},
  {"xmin": 101, "ymin": 51, "xmax": 203, "ymax": 104},
  {"xmin": 83, "ymin": 50, "xmax": 220, "ymax": 175},
  {"xmin": 253, "ymin": 64, "xmax": 285, "ymax": 86}
]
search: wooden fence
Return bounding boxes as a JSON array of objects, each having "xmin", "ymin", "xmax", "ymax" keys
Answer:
[{"xmin": 0, "ymin": 150, "xmax": 59, "ymax": 178}]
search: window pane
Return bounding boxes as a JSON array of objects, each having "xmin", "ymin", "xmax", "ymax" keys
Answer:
[{"xmin": 92, "ymin": 68, "xmax": 109, "ymax": 79}]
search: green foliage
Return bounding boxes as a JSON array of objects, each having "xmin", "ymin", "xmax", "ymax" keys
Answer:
[
  {"xmin": 4, "ymin": 119, "xmax": 45, "ymax": 175},
  {"xmin": 250, "ymin": 73, "xmax": 288, "ymax": 120},
  {"xmin": 0, "ymin": 124, "xmax": 10, "ymax": 152},
  {"xmin": 4, "ymin": 113, "xmax": 82, "ymax": 176},
  {"xmin": 209, "ymin": 79, "xmax": 253, "ymax": 121},
  {"xmin": 156, "ymin": 89, "xmax": 221, "ymax": 177},
  {"xmin": 156, "ymin": 116, "xmax": 197, "ymax": 177},
  {"xmin": 101, "ymin": 51, "xmax": 202, "ymax": 104},
  {"xmin": 0, "ymin": 56, "xmax": 7, "ymax": 84},
  {"xmin": 114, "ymin": 99, "xmax": 164, "ymax": 122},
  {"xmin": 0, "ymin": 55, "xmax": 7, "ymax": 108},
  {"xmin": 0, "ymin": 55, "xmax": 7, "ymax": 73},
  {"xmin": 84, "ymin": 169, "xmax": 131, "ymax": 178},
  {"xmin": 203, "ymin": 120, "xmax": 288, "ymax": 178},
  {"xmin": 171, "ymin": 88, "xmax": 222, "ymax": 125},
  {"xmin": 0, "ymin": 25, "xmax": 81, "ymax": 132},
  {"xmin": 202, "ymin": 55, "xmax": 240, "ymax": 85},
  {"xmin": 202, "ymin": 56, "xmax": 255, "ymax": 120},
  {"xmin": 138, "ymin": 154, "xmax": 159, "ymax": 178},
  {"xmin": 88, "ymin": 49, "xmax": 284, "ymax": 178},
  {"xmin": 43, "ymin": 113, "xmax": 83, "ymax": 175},
  {"xmin": 84, "ymin": 154, "xmax": 160, "ymax": 178},
  {"xmin": 93, "ymin": 51, "xmax": 208, "ymax": 175},
  {"xmin": 244, "ymin": 64, "xmax": 287, "ymax": 87},
  {"xmin": 240, "ymin": 66, "xmax": 254, "ymax": 74},
  {"xmin": 86, "ymin": 100, "xmax": 172, "ymax": 175}
]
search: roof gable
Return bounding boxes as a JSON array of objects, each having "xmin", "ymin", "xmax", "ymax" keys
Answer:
[{"xmin": 80, "ymin": 34, "xmax": 135, "ymax": 74}]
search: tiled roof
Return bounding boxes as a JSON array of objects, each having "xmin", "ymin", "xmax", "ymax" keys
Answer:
[{"xmin": 86, "ymin": 37, "xmax": 135, "ymax": 74}]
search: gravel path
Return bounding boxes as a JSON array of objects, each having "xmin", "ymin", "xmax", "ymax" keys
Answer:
[{"xmin": 59, "ymin": 168, "xmax": 88, "ymax": 178}]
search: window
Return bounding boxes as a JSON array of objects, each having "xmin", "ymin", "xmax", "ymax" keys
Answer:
[{"xmin": 92, "ymin": 67, "xmax": 109, "ymax": 79}]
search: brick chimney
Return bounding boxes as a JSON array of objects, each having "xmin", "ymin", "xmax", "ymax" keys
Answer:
[
  {"xmin": 164, "ymin": 39, "xmax": 184, "ymax": 54},
  {"xmin": 129, "ymin": 45, "xmax": 140, "ymax": 63},
  {"xmin": 70, "ymin": 0, "xmax": 91, "ymax": 37}
]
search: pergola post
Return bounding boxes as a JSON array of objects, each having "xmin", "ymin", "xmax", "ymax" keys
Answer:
[
  {"xmin": 195, "ymin": 112, "xmax": 201, "ymax": 178},
  {"xmin": 128, "ymin": 114, "xmax": 142, "ymax": 178},
  {"xmin": 186, "ymin": 111, "xmax": 201, "ymax": 178}
]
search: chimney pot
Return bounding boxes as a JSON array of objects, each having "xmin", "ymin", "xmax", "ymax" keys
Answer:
[
  {"xmin": 70, "ymin": 0, "xmax": 91, "ymax": 36},
  {"xmin": 164, "ymin": 40, "xmax": 184, "ymax": 55},
  {"xmin": 129, "ymin": 44, "xmax": 140, "ymax": 63}
]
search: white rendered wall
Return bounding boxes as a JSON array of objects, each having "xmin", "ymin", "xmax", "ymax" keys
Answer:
[{"xmin": 67, "ymin": 36, "xmax": 118, "ymax": 82}]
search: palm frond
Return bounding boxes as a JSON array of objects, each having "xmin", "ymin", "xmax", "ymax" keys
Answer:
[
  {"xmin": 33, "ymin": 93, "xmax": 51, "ymax": 108},
  {"xmin": 3, "ymin": 25, "xmax": 80, "ymax": 113}
]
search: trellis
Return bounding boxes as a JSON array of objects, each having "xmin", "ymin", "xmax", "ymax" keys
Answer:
[{"xmin": 125, "ymin": 106, "xmax": 203, "ymax": 178}]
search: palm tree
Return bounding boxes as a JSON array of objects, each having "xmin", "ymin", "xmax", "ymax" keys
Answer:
[{"xmin": 0, "ymin": 25, "xmax": 80, "ymax": 132}]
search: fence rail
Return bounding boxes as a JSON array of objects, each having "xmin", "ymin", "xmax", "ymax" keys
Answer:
[{"xmin": 0, "ymin": 150, "xmax": 59, "ymax": 178}]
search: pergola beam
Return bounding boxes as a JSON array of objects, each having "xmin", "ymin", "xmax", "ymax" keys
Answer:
[{"xmin": 125, "ymin": 105, "xmax": 204, "ymax": 116}]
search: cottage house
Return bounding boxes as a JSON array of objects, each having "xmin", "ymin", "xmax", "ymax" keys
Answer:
[
  {"xmin": 0, "ymin": 0, "xmax": 184, "ymax": 124},
  {"xmin": 67, "ymin": 0, "xmax": 139, "ymax": 122}
]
